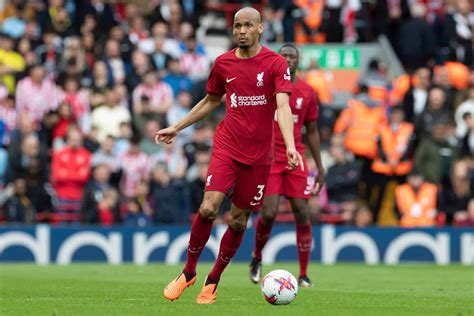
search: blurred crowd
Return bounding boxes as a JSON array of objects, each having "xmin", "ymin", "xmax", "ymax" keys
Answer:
[{"xmin": 0, "ymin": 0, "xmax": 472, "ymax": 227}]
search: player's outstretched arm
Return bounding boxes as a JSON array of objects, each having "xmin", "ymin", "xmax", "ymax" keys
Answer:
[
  {"xmin": 155, "ymin": 94, "xmax": 222, "ymax": 144},
  {"xmin": 275, "ymin": 92, "xmax": 303, "ymax": 171},
  {"xmin": 305, "ymin": 120, "xmax": 325, "ymax": 195}
]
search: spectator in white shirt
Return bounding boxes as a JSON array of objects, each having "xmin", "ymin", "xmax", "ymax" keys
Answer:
[{"xmin": 92, "ymin": 88, "xmax": 131, "ymax": 142}]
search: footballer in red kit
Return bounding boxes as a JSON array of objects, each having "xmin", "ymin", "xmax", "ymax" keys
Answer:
[
  {"xmin": 156, "ymin": 8, "xmax": 303, "ymax": 304},
  {"xmin": 249, "ymin": 44, "xmax": 325, "ymax": 288}
]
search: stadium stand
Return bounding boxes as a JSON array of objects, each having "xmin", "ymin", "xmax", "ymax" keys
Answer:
[{"xmin": 0, "ymin": 0, "xmax": 473, "ymax": 227}]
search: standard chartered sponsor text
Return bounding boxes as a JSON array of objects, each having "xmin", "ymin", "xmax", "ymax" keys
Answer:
[{"xmin": 237, "ymin": 94, "xmax": 267, "ymax": 106}]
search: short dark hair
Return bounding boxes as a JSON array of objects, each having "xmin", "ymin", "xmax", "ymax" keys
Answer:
[{"xmin": 279, "ymin": 43, "xmax": 298, "ymax": 54}]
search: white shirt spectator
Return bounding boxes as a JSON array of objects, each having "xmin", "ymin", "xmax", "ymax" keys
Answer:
[
  {"xmin": 455, "ymin": 98, "xmax": 474, "ymax": 137},
  {"xmin": 92, "ymin": 104, "xmax": 131, "ymax": 142}
]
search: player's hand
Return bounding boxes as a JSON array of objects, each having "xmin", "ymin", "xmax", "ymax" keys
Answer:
[
  {"xmin": 155, "ymin": 126, "xmax": 178, "ymax": 144},
  {"xmin": 286, "ymin": 149, "xmax": 304, "ymax": 171},
  {"xmin": 313, "ymin": 168, "xmax": 325, "ymax": 196}
]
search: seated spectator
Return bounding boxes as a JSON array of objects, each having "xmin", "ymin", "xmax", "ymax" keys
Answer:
[
  {"xmin": 128, "ymin": 15, "xmax": 150, "ymax": 45},
  {"xmin": 151, "ymin": 36, "xmax": 172, "ymax": 73},
  {"xmin": 455, "ymin": 86, "xmax": 474, "ymax": 138},
  {"xmin": 24, "ymin": 158, "xmax": 52, "ymax": 221},
  {"xmin": 5, "ymin": 133, "xmax": 48, "ymax": 184},
  {"xmin": 114, "ymin": 122, "xmax": 132, "ymax": 156},
  {"xmin": 162, "ymin": 59, "xmax": 193, "ymax": 97},
  {"xmin": 133, "ymin": 95, "xmax": 163, "ymax": 138},
  {"xmin": 179, "ymin": 36, "xmax": 210, "ymax": 82},
  {"xmin": 96, "ymin": 188, "xmax": 119, "ymax": 226},
  {"xmin": 35, "ymin": 29, "xmax": 61, "ymax": 77},
  {"xmin": 124, "ymin": 197, "xmax": 152, "ymax": 227},
  {"xmin": 52, "ymin": 103, "xmax": 76, "ymax": 148},
  {"xmin": 395, "ymin": 169, "xmax": 437, "ymax": 227},
  {"xmin": 83, "ymin": 126, "xmax": 101, "ymax": 153},
  {"xmin": 140, "ymin": 120, "xmax": 163, "ymax": 156},
  {"xmin": 109, "ymin": 25, "xmax": 134, "ymax": 64},
  {"xmin": 91, "ymin": 88, "xmax": 131, "ymax": 142},
  {"xmin": 91, "ymin": 135, "xmax": 122, "ymax": 186},
  {"xmin": 132, "ymin": 70, "xmax": 173, "ymax": 118},
  {"xmin": 57, "ymin": 36, "xmax": 88, "ymax": 84},
  {"xmin": 103, "ymin": 39, "xmax": 128, "ymax": 85},
  {"xmin": 461, "ymin": 112, "xmax": 474, "ymax": 157},
  {"xmin": 151, "ymin": 142, "xmax": 188, "ymax": 180},
  {"xmin": 416, "ymin": 87, "xmax": 451, "ymax": 138},
  {"xmin": 438, "ymin": 160, "xmax": 473, "ymax": 224},
  {"xmin": 415, "ymin": 122, "xmax": 459, "ymax": 185},
  {"xmin": 353, "ymin": 205, "xmax": 374, "ymax": 228},
  {"xmin": 119, "ymin": 135, "xmax": 150, "ymax": 198},
  {"xmin": 125, "ymin": 50, "xmax": 155, "ymax": 93},
  {"xmin": 15, "ymin": 64, "xmax": 62, "ymax": 127},
  {"xmin": 82, "ymin": 32, "xmax": 96, "ymax": 72},
  {"xmin": 150, "ymin": 163, "xmax": 189, "ymax": 224},
  {"xmin": 51, "ymin": 127, "xmax": 91, "ymax": 223},
  {"xmin": 81, "ymin": 164, "xmax": 120, "ymax": 224},
  {"xmin": 402, "ymin": 67, "xmax": 431, "ymax": 123},
  {"xmin": 324, "ymin": 141, "xmax": 361, "ymax": 221},
  {"xmin": 38, "ymin": 110, "xmax": 60, "ymax": 150},
  {"xmin": 0, "ymin": 33, "xmax": 25, "ymax": 94},
  {"xmin": 88, "ymin": 61, "xmax": 112, "ymax": 110},
  {"xmin": 453, "ymin": 200, "xmax": 474, "ymax": 227},
  {"xmin": 133, "ymin": 180, "xmax": 153, "ymax": 219},
  {"xmin": 182, "ymin": 123, "xmax": 213, "ymax": 167},
  {"xmin": 61, "ymin": 77, "xmax": 91, "ymax": 134},
  {"xmin": 167, "ymin": 90, "xmax": 194, "ymax": 147},
  {"xmin": 2, "ymin": 178, "xmax": 35, "ymax": 223},
  {"xmin": 0, "ymin": 93, "xmax": 16, "ymax": 145}
]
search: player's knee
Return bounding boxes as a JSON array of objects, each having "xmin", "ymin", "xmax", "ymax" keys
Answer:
[
  {"xmin": 199, "ymin": 200, "xmax": 219, "ymax": 220},
  {"xmin": 261, "ymin": 206, "xmax": 277, "ymax": 225},
  {"xmin": 229, "ymin": 213, "xmax": 248, "ymax": 231},
  {"xmin": 293, "ymin": 206, "xmax": 310, "ymax": 225}
]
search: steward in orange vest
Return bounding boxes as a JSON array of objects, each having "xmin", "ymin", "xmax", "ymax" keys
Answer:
[
  {"xmin": 395, "ymin": 170, "xmax": 437, "ymax": 227},
  {"xmin": 372, "ymin": 106, "xmax": 415, "ymax": 176},
  {"xmin": 334, "ymin": 91, "xmax": 386, "ymax": 159}
]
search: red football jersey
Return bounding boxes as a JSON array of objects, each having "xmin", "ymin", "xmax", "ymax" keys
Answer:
[
  {"xmin": 273, "ymin": 78, "xmax": 319, "ymax": 162},
  {"xmin": 206, "ymin": 46, "xmax": 293, "ymax": 165}
]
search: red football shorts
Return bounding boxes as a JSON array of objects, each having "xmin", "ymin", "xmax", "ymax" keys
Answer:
[
  {"xmin": 265, "ymin": 159, "xmax": 311, "ymax": 199},
  {"xmin": 204, "ymin": 153, "xmax": 271, "ymax": 210}
]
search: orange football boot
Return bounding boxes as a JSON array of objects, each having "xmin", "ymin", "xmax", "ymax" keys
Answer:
[
  {"xmin": 163, "ymin": 273, "xmax": 197, "ymax": 301},
  {"xmin": 195, "ymin": 278, "xmax": 218, "ymax": 304}
]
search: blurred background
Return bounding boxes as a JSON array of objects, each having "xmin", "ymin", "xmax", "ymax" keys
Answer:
[{"xmin": 0, "ymin": 0, "xmax": 472, "ymax": 230}]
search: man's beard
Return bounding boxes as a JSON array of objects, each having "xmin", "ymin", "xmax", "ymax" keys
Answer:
[{"xmin": 238, "ymin": 43, "xmax": 250, "ymax": 49}]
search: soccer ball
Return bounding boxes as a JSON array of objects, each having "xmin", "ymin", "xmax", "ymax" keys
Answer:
[{"xmin": 261, "ymin": 269, "xmax": 298, "ymax": 305}]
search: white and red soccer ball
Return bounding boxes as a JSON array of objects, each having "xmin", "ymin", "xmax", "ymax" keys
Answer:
[{"xmin": 261, "ymin": 269, "xmax": 298, "ymax": 305}]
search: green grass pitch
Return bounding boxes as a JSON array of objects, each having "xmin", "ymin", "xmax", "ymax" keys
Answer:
[{"xmin": 1, "ymin": 263, "xmax": 473, "ymax": 316}]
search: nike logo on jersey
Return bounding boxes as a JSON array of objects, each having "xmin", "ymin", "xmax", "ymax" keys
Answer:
[{"xmin": 226, "ymin": 77, "xmax": 237, "ymax": 83}]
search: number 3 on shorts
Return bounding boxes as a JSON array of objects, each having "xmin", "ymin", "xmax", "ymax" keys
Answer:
[{"xmin": 250, "ymin": 184, "xmax": 265, "ymax": 206}]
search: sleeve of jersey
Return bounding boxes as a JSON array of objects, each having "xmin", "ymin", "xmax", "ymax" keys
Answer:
[
  {"xmin": 206, "ymin": 60, "xmax": 225, "ymax": 96},
  {"xmin": 273, "ymin": 56, "xmax": 293, "ymax": 95},
  {"xmin": 305, "ymin": 91, "xmax": 319, "ymax": 122}
]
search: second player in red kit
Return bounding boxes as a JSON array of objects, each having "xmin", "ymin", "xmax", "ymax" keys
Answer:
[
  {"xmin": 157, "ymin": 8, "xmax": 303, "ymax": 304},
  {"xmin": 249, "ymin": 44, "xmax": 325, "ymax": 288}
]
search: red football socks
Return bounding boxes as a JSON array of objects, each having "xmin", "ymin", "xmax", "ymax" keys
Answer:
[
  {"xmin": 296, "ymin": 223, "xmax": 312, "ymax": 278},
  {"xmin": 183, "ymin": 213, "xmax": 214, "ymax": 276},
  {"xmin": 253, "ymin": 216, "xmax": 273, "ymax": 260},
  {"xmin": 208, "ymin": 225, "xmax": 245, "ymax": 282}
]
